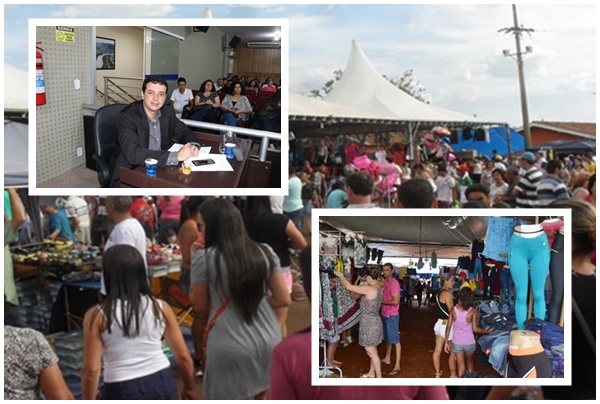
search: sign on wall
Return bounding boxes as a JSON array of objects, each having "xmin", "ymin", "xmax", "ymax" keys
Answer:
[{"xmin": 55, "ymin": 26, "xmax": 75, "ymax": 43}]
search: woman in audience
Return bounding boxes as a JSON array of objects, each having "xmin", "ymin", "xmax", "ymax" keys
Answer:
[
  {"xmin": 156, "ymin": 196, "xmax": 185, "ymax": 244},
  {"xmin": 220, "ymin": 81, "xmax": 253, "ymax": 127},
  {"xmin": 489, "ymin": 168, "xmax": 509, "ymax": 204},
  {"xmin": 243, "ymin": 196, "xmax": 307, "ymax": 339},
  {"xmin": 247, "ymin": 79, "xmax": 260, "ymax": 95},
  {"xmin": 189, "ymin": 79, "xmax": 220, "ymax": 123},
  {"xmin": 190, "ymin": 198, "xmax": 290, "ymax": 399},
  {"xmin": 4, "ymin": 325, "xmax": 74, "ymax": 400},
  {"xmin": 571, "ymin": 172, "xmax": 591, "ymax": 201},
  {"xmin": 261, "ymin": 78, "xmax": 277, "ymax": 94},
  {"xmin": 569, "ymin": 157, "xmax": 586, "ymax": 188},
  {"xmin": 268, "ymin": 246, "xmax": 449, "ymax": 399},
  {"xmin": 81, "ymin": 245, "xmax": 196, "ymax": 400},
  {"xmin": 252, "ymin": 89, "xmax": 281, "ymax": 133}
]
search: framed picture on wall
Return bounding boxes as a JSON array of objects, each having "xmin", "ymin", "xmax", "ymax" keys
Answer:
[{"xmin": 96, "ymin": 37, "xmax": 116, "ymax": 70}]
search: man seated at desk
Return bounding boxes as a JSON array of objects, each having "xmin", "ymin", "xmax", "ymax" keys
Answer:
[{"xmin": 109, "ymin": 76, "xmax": 200, "ymax": 187}]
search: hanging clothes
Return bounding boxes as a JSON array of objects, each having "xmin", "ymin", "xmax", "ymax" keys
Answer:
[
  {"xmin": 462, "ymin": 127, "xmax": 473, "ymax": 140},
  {"xmin": 354, "ymin": 238, "xmax": 367, "ymax": 268},
  {"xmin": 319, "ymin": 273, "xmax": 335, "ymax": 341},
  {"xmin": 341, "ymin": 236, "xmax": 355, "ymax": 259}
]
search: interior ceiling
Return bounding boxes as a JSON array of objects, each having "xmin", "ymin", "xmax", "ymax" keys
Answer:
[
  {"xmin": 320, "ymin": 216, "xmax": 489, "ymax": 259},
  {"xmin": 215, "ymin": 26, "xmax": 280, "ymax": 44}
]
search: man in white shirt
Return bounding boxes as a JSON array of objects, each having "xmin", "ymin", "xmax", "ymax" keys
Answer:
[
  {"xmin": 434, "ymin": 166, "xmax": 456, "ymax": 208},
  {"xmin": 102, "ymin": 196, "xmax": 147, "ymax": 294},
  {"xmin": 61, "ymin": 195, "xmax": 91, "ymax": 245},
  {"xmin": 170, "ymin": 77, "xmax": 194, "ymax": 119}
]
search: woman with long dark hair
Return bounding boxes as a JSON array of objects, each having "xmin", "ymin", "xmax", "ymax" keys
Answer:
[
  {"xmin": 244, "ymin": 196, "xmax": 307, "ymax": 338},
  {"xmin": 252, "ymin": 89, "xmax": 281, "ymax": 133},
  {"xmin": 190, "ymin": 198, "xmax": 290, "ymax": 399},
  {"xmin": 81, "ymin": 245, "xmax": 196, "ymax": 400},
  {"xmin": 189, "ymin": 79, "xmax": 220, "ymax": 123}
]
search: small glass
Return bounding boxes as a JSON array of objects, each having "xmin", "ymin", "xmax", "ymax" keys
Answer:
[{"xmin": 181, "ymin": 162, "xmax": 192, "ymax": 175}]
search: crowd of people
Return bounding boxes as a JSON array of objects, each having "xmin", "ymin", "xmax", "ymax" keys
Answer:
[
  {"xmin": 171, "ymin": 74, "xmax": 281, "ymax": 132},
  {"xmin": 284, "ymin": 147, "xmax": 596, "ymax": 216}
]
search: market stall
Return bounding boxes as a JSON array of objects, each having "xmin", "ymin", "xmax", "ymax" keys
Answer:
[{"xmin": 317, "ymin": 215, "xmax": 566, "ymax": 379}]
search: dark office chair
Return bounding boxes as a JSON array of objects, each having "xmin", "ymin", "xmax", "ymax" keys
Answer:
[{"xmin": 92, "ymin": 104, "xmax": 127, "ymax": 187}]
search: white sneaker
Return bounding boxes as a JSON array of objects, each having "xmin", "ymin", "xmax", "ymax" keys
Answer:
[
  {"xmin": 195, "ymin": 369, "xmax": 204, "ymax": 377},
  {"xmin": 347, "ymin": 336, "xmax": 353, "ymax": 344}
]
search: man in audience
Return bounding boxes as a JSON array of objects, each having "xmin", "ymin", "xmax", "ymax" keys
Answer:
[
  {"xmin": 536, "ymin": 159, "xmax": 571, "ymax": 206},
  {"xmin": 464, "ymin": 184, "xmax": 491, "ymax": 208},
  {"xmin": 434, "ymin": 165, "xmax": 456, "ymax": 208},
  {"xmin": 215, "ymin": 78, "xmax": 224, "ymax": 92},
  {"xmin": 346, "ymin": 172, "xmax": 377, "ymax": 208},
  {"xmin": 513, "ymin": 152, "xmax": 543, "ymax": 208},
  {"xmin": 498, "ymin": 166, "xmax": 519, "ymax": 208},
  {"xmin": 170, "ymin": 77, "xmax": 194, "ymax": 119},
  {"xmin": 39, "ymin": 203, "xmax": 75, "ymax": 243},
  {"xmin": 326, "ymin": 177, "xmax": 348, "ymax": 208},
  {"xmin": 61, "ymin": 195, "xmax": 91, "ymax": 245},
  {"xmin": 398, "ymin": 179, "xmax": 434, "ymax": 208},
  {"xmin": 109, "ymin": 76, "xmax": 200, "ymax": 187}
]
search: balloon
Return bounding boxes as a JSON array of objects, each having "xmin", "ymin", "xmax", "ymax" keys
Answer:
[
  {"xmin": 448, "ymin": 153, "xmax": 457, "ymax": 162},
  {"xmin": 352, "ymin": 155, "xmax": 371, "ymax": 170}
]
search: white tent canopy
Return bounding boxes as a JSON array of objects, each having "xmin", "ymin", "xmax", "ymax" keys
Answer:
[
  {"xmin": 5, "ymin": 63, "xmax": 28, "ymax": 112},
  {"xmin": 323, "ymin": 40, "xmax": 498, "ymax": 125}
]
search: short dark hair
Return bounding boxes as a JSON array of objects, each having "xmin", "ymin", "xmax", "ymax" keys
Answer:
[
  {"xmin": 142, "ymin": 76, "xmax": 168, "ymax": 93},
  {"xmin": 491, "ymin": 168, "xmax": 505, "ymax": 180},
  {"xmin": 232, "ymin": 80, "xmax": 246, "ymax": 94},
  {"xmin": 106, "ymin": 196, "xmax": 133, "ymax": 213},
  {"xmin": 346, "ymin": 172, "xmax": 374, "ymax": 196},
  {"xmin": 383, "ymin": 262, "xmax": 394, "ymax": 270},
  {"xmin": 437, "ymin": 165, "xmax": 447, "ymax": 173},
  {"xmin": 177, "ymin": 77, "xmax": 186, "ymax": 84},
  {"xmin": 398, "ymin": 179, "xmax": 434, "ymax": 208},
  {"xmin": 546, "ymin": 159, "xmax": 564, "ymax": 175},
  {"xmin": 465, "ymin": 183, "xmax": 490, "ymax": 199}
]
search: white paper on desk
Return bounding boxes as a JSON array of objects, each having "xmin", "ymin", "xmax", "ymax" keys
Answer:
[
  {"xmin": 168, "ymin": 143, "xmax": 211, "ymax": 154},
  {"xmin": 186, "ymin": 154, "xmax": 234, "ymax": 172}
]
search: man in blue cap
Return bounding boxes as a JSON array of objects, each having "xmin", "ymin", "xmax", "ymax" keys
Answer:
[{"xmin": 512, "ymin": 152, "xmax": 543, "ymax": 208}]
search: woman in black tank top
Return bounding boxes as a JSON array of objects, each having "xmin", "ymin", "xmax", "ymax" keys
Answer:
[{"xmin": 432, "ymin": 274, "xmax": 456, "ymax": 378}]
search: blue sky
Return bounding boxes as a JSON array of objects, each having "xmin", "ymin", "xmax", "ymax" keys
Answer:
[{"xmin": 4, "ymin": 3, "xmax": 597, "ymax": 126}]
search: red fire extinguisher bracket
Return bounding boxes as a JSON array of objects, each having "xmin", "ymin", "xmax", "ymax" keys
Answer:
[{"xmin": 36, "ymin": 42, "xmax": 47, "ymax": 106}]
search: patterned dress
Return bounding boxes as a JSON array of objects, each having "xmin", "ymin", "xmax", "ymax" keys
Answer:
[{"xmin": 358, "ymin": 288, "xmax": 383, "ymax": 347}]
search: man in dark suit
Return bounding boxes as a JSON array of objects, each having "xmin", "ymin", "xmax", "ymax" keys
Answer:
[{"xmin": 109, "ymin": 76, "xmax": 199, "ymax": 187}]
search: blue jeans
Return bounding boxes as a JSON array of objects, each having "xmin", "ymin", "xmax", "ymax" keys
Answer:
[
  {"xmin": 488, "ymin": 335, "xmax": 510, "ymax": 375},
  {"xmin": 189, "ymin": 107, "xmax": 218, "ymax": 123},
  {"xmin": 500, "ymin": 268, "xmax": 514, "ymax": 304},
  {"xmin": 220, "ymin": 112, "xmax": 243, "ymax": 127},
  {"xmin": 103, "ymin": 367, "xmax": 178, "ymax": 400},
  {"xmin": 284, "ymin": 208, "xmax": 304, "ymax": 232}
]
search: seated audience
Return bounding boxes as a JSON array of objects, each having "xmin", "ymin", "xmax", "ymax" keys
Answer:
[
  {"xmin": 220, "ymin": 81, "xmax": 252, "ymax": 127},
  {"xmin": 189, "ymin": 79, "xmax": 220, "ymax": 123},
  {"xmin": 252, "ymin": 89, "xmax": 281, "ymax": 133}
]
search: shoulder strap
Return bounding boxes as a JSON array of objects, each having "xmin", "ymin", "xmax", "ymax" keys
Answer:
[
  {"xmin": 573, "ymin": 297, "xmax": 595, "ymax": 356},
  {"xmin": 436, "ymin": 291, "xmax": 450, "ymax": 317}
]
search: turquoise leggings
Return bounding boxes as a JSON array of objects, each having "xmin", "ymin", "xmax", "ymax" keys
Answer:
[{"xmin": 508, "ymin": 232, "xmax": 550, "ymax": 329}]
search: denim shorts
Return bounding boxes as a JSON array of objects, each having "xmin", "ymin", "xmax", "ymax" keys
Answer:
[
  {"xmin": 103, "ymin": 367, "xmax": 178, "ymax": 400},
  {"xmin": 381, "ymin": 315, "xmax": 400, "ymax": 344},
  {"xmin": 452, "ymin": 343, "xmax": 476, "ymax": 355}
]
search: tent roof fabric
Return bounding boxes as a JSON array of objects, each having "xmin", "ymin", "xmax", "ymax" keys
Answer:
[
  {"xmin": 289, "ymin": 92, "xmax": 396, "ymax": 123},
  {"xmin": 322, "ymin": 40, "xmax": 501, "ymax": 126},
  {"xmin": 4, "ymin": 64, "xmax": 28, "ymax": 112},
  {"xmin": 452, "ymin": 126, "xmax": 525, "ymax": 158},
  {"xmin": 4, "ymin": 120, "xmax": 29, "ymax": 187},
  {"xmin": 527, "ymin": 139, "xmax": 596, "ymax": 154},
  {"xmin": 320, "ymin": 216, "xmax": 489, "ymax": 259}
]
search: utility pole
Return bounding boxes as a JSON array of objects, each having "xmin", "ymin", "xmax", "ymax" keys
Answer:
[{"xmin": 499, "ymin": 4, "xmax": 535, "ymax": 148}]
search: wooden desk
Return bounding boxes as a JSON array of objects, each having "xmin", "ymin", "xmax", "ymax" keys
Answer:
[{"xmin": 119, "ymin": 132, "xmax": 256, "ymax": 188}]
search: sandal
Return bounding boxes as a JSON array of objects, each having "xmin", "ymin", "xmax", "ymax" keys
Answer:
[
  {"xmin": 435, "ymin": 371, "xmax": 442, "ymax": 378},
  {"xmin": 360, "ymin": 374, "xmax": 374, "ymax": 378},
  {"xmin": 388, "ymin": 369, "xmax": 401, "ymax": 376}
]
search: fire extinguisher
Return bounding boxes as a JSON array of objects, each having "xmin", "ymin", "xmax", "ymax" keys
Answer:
[{"xmin": 36, "ymin": 42, "xmax": 46, "ymax": 106}]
